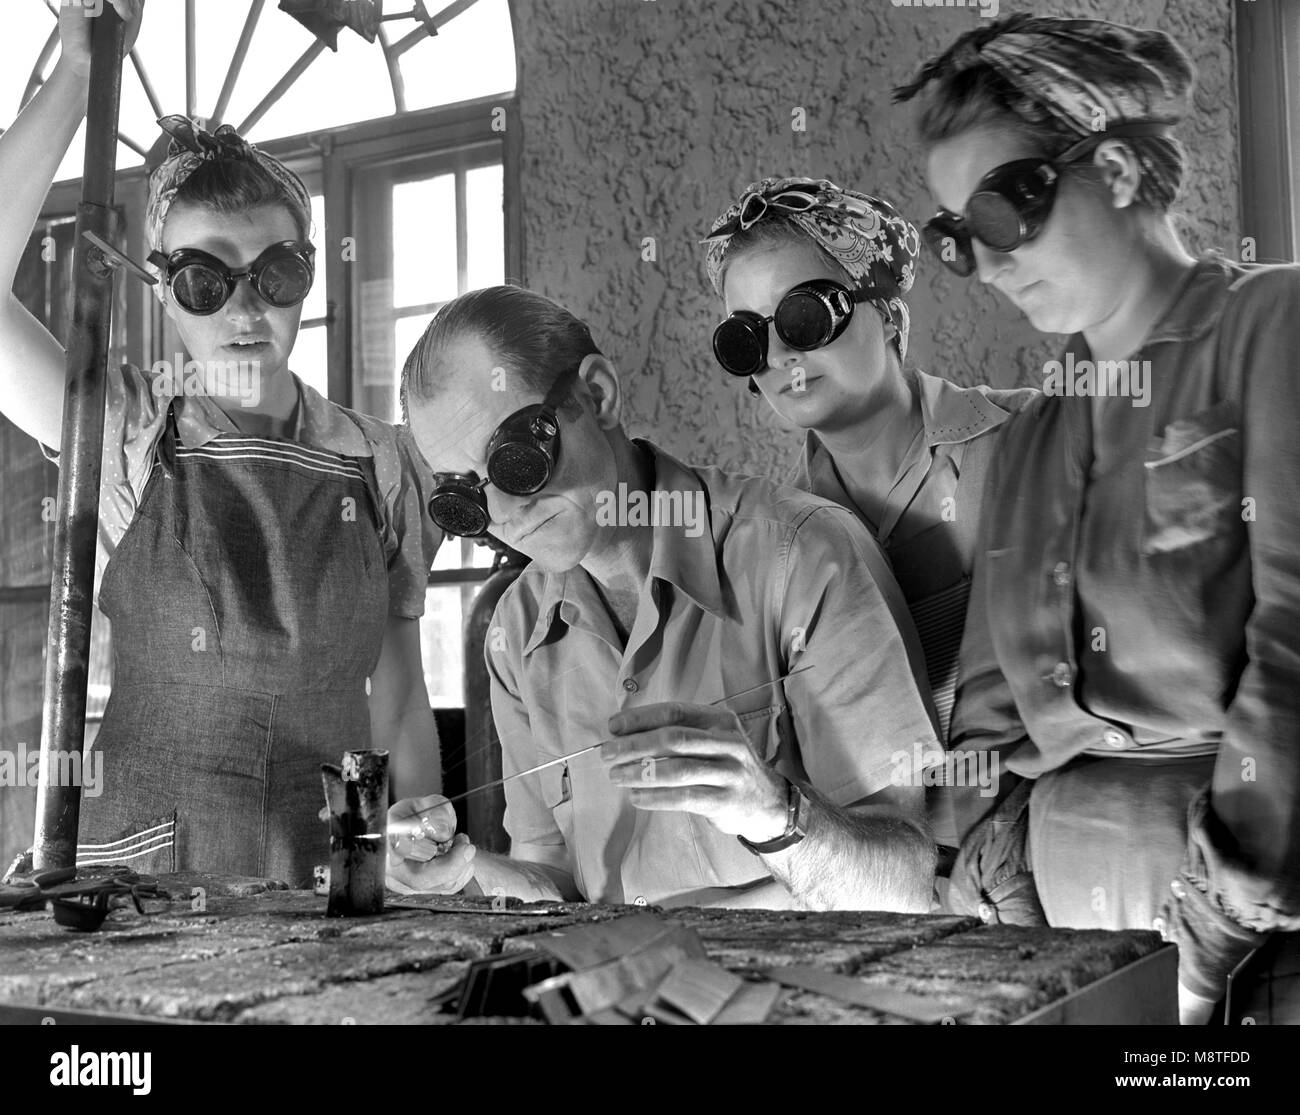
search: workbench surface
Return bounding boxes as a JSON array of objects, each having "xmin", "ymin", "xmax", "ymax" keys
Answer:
[{"xmin": 0, "ymin": 874, "xmax": 1175, "ymax": 1024}]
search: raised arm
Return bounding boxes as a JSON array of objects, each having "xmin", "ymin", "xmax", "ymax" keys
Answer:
[{"xmin": 0, "ymin": 0, "xmax": 142, "ymax": 450}]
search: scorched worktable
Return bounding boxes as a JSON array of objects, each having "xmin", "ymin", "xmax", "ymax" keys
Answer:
[{"xmin": 0, "ymin": 873, "xmax": 1176, "ymax": 1024}]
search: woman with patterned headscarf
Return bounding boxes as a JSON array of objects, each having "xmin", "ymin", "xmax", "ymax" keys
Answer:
[
  {"xmin": 896, "ymin": 14, "xmax": 1300, "ymax": 1022},
  {"xmin": 703, "ymin": 178, "xmax": 1038, "ymax": 875},
  {"xmin": 0, "ymin": 1, "xmax": 446, "ymax": 886}
]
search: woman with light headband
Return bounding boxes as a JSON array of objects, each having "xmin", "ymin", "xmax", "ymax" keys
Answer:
[
  {"xmin": 702, "ymin": 178, "xmax": 1037, "ymax": 875},
  {"xmin": 0, "ymin": 1, "xmax": 442, "ymax": 885},
  {"xmin": 896, "ymin": 13, "xmax": 1300, "ymax": 1023}
]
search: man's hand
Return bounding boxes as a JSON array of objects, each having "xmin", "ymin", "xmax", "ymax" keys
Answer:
[
  {"xmin": 59, "ymin": 0, "xmax": 145, "ymax": 77},
  {"xmin": 602, "ymin": 702, "xmax": 789, "ymax": 843},
  {"xmin": 386, "ymin": 794, "xmax": 475, "ymax": 895}
]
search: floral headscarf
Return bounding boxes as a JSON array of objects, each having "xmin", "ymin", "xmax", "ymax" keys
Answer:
[
  {"xmin": 703, "ymin": 177, "xmax": 921, "ymax": 360},
  {"xmin": 145, "ymin": 115, "xmax": 313, "ymax": 252}
]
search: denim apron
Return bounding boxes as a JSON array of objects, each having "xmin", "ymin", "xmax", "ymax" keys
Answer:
[{"xmin": 76, "ymin": 403, "xmax": 390, "ymax": 886}]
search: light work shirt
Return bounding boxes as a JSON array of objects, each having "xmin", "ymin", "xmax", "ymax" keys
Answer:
[{"xmin": 488, "ymin": 439, "xmax": 940, "ymax": 906}]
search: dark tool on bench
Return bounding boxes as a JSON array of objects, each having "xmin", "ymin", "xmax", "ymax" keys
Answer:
[{"xmin": 0, "ymin": 866, "xmax": 161, "ymax": 931}]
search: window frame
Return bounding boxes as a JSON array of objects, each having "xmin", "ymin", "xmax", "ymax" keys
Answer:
[{"xmin": 1237, "ymin": 0, "xmax": 1300, "ymax": 263}]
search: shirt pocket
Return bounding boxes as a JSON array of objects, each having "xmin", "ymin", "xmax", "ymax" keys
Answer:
[{"xmin": 1141, "ymin": 402, "xmax": 1243, "ymax": 556}]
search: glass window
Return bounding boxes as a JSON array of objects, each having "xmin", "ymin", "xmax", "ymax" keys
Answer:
[
  {"xmin": 291, "ymin": 323, "xmax": 328, "ymax": 398},
  {"xmin": 393, "ymin": 175, "xmax": 458, "ymax": 308},
  {"xmin": 465, "ymin": 164, "xmax": 505, "ymax": 292},
  {"xmin": 349, "ymin": 156, "xmax": 507, "ymax": 707},
  {"xmin": 0, "ymin": 0, "xmax": 517, "ymax": 184}
]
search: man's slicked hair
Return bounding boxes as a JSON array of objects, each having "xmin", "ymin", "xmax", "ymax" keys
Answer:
[{"xmin": 401, "ymin": 285, "xmax": 602, "ymax": 419}]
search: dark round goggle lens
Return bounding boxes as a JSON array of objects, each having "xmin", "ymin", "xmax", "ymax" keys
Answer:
[
  {"xmin": 257, "ymin": 254, "xmax": 313, "ymax": 307},
  {"xmin": 488, "ymin": 442, "xmax": 551, "ymax": 495},
  {"xmin": 429, "ymin": 491, "xmax": 489, "ymax": 537},
  {"xmin": 773, "ymin": 291, "xmax": 834, "ymax": 350},
  {"xmin": 171, "ymin": 265, "xmax": 230, "ymax": 314},
  {"xmin": 923, "ymin": 221, "xmax": 975, "ymax": 277},
  {"xmin": 966, "ymin": 193, "xmax": 1028, "ymax": 252},
  {"xmin": 713, "ymin": 318, "xmax": 765, "ymax": 376}
]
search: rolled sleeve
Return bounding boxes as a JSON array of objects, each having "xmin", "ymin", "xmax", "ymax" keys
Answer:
[{"xmin": 778, "ymin": 505, "xmax": 941, "ymax": 806}]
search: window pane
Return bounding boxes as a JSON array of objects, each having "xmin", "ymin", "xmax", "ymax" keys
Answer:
[
  {"xmin": 393, "ymin": 176, "xmax": 457, "ymax": 308},
  {"xmin": 301, "ymin": 194, "xmax": 328, "ymax": 323},
  {"xmin": 420, "ymin": 583, "xmax": 486, "ymax": 708},
  {"xmin": 291, "ymin": 323, "xmax": 329, "ymax": 398},
  {"xmin": 431, "ymin": 536, "xmax": 497, "ymax": 572},
  {"xmin": 397, "ymin": 0, "xmax": 517, "ymax": 111},
  {"xmin": 465, "ymin": 164, "xmax": 505, "ymax": 291}
]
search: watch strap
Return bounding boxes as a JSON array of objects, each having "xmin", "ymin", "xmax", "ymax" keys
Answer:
[{"xmin": 737, "ymin": 779, "xmax": 807, "ymax": 855}]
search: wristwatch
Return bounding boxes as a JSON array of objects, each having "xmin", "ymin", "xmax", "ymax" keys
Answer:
[{"xmin": 737, "ymin": 778, "xmax": 808, "ymax": 855}]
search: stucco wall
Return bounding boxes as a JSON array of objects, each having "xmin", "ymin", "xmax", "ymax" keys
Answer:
[{"xmin": 510, "ymin": 0, "xmax": 1239, "ymax": 479}]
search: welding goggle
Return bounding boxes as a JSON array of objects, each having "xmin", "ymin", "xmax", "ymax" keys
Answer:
[
  {"xmin": 147, "ymin": 241, "xmax": 316, "ymax": 315},
  {"xmin": 427, "ymin": 366, "xmax": 580, "ymax": 538},
  {"xmin": 923, "ymin": 123, "xmax": 1173, "ymax": 277},
  {"xmin": 712, "ymin": 278, "xmax": 880, "ymax": 378}
]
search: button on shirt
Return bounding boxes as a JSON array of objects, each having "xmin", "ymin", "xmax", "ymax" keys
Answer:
[
  {"xmin": 48, "ymin": 362, "xmax": 439, "ymax": 616},
  {"xmin": 488, "ymin": 440, "xmax": 940, "ymax": 906},
  {"xmin": 951, "ymin": 254, "xmax": 1300, "ymax": 994}
]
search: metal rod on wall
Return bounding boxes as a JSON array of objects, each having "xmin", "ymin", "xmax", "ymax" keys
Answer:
[{"xmin": 32, "ymin": 6, "xmax": 127, "ymax": 871}]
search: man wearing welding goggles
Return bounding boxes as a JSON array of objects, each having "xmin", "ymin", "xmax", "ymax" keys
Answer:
[{"xmin": 388, "ymin": 285, "xmax": 942, "ymax": 910}]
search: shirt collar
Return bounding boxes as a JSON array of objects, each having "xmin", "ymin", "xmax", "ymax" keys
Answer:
[
  {"xmin": 639, "ymin": 439, "xmax": 724, "ymax": 617},
  {"xmin": 169, "ymin": 373, "xmax": 373, "ymax": 457},
  {"xmin": 800, "ymin": 369, "xmax": 1017, "ymax": 485},
  {"xmin": 522, "ymin": 439, "xmax": 725, "ymax": 655},
  {"xmin": 913, "ymin": 370, "xmax": 1016, "ymax": 447},
  {"xmin": 1119, "ymin": 251, "xmax": 1235, "ymax": 348}
]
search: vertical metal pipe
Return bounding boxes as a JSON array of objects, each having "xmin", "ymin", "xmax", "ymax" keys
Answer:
[
  {"xmin": 32, "ymin": 8, "xmax": 127, "ymax": 870},
  {"xmin": 185, "ymin": 0, "xmax": 197, "ymax": 119}
]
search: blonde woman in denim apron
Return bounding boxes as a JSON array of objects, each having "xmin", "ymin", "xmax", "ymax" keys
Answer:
[
  {"xmin": 0, "ymin": 2, "xmax": 444, "ymax": 886},
  {"xmin": 898, "ymin": 14, "xmax": 1300, "ymax": 1022}
]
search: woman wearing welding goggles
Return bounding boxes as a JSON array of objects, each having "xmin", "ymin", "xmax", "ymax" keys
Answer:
[
  {"xmin": 0, "ymin": 1, "xmax": 440, "ymax": 885},
  {"xmin": 701, "ymin": 178, "xmax": 1038, "ymax": 859},
  {"xmin": 896, "ymin": 13, "xmax": 1300, "ymax": 1023}
]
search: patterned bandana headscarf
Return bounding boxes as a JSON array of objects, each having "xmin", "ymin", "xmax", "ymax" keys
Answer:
[
  {"xmin": 145, "ymin": 115, "xmax": 313, "ymax": 252},
  {"xmin": 893, "ymin": 15, "xmax": 1194, "ymax": 205},
  {"xmin": 703, "ymin": 177, "xmax": 921, "ymax": 361}
]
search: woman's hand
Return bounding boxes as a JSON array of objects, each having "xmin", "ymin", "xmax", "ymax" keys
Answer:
[{"xmin": 58, "ymin": 0, "xmax": 145, "ymax": 77}]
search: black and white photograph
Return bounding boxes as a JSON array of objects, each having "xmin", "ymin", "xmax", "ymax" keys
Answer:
[{"xmin": 0, "ymin": 0, "xmax": 1295, "ymax": 1085}]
